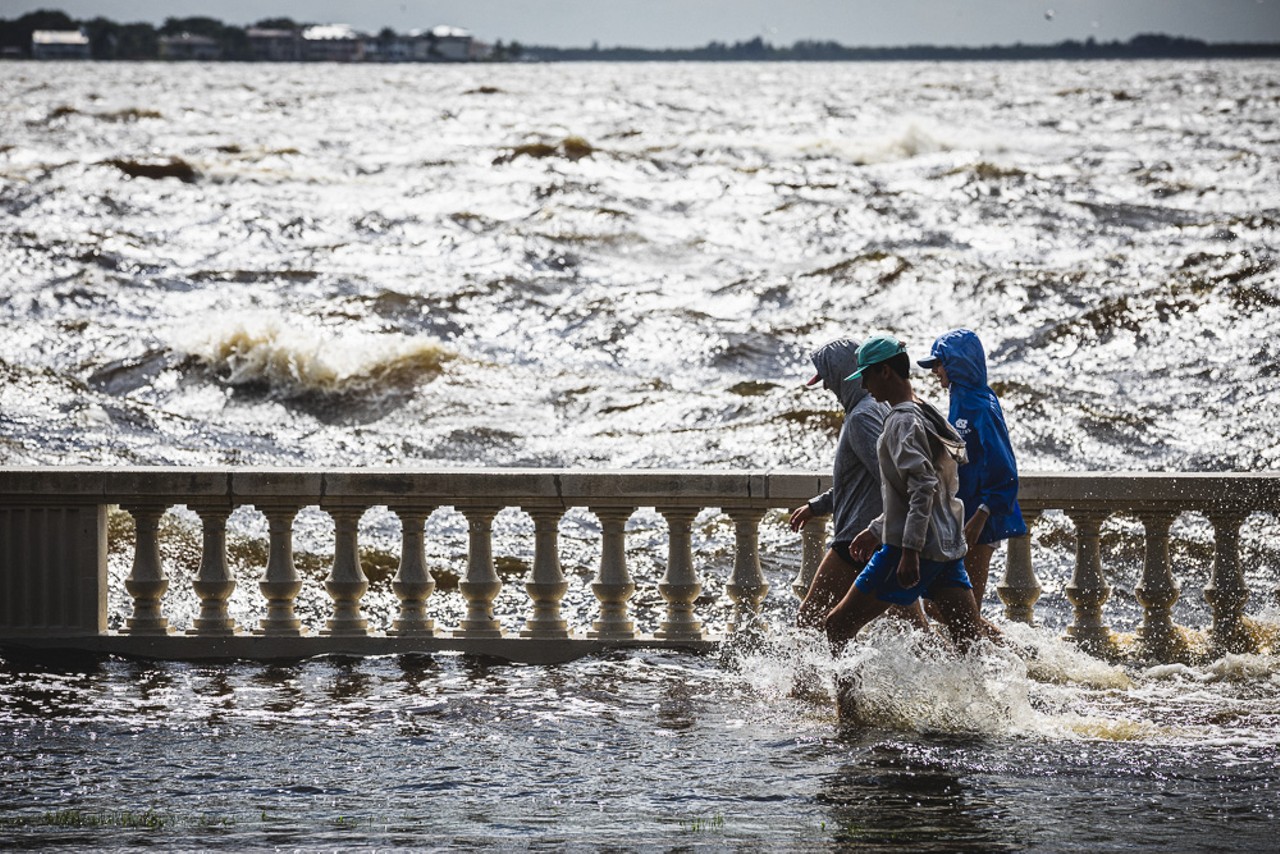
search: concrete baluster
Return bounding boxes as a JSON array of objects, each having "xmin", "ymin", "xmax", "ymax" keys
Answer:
[
  {"xmin": 456, "ymin": 506, "xmax": 503, "ymax": 638},
  {"xmin": 588, "ymin": 506, "xmax": 637, "ymax": 640},
  {"xmin": 1135, "ymin": 512, "xmax": 1185, "ymax": 660},
  {"xmin": 792, "ymin": 515, "xmax": 828, "ymax": 599},
  {"xmin": 655, "ymin": 507, "xmax": 704, "ymax": 640},
  {"xmin": 257, "ymin": 505, "xmax": 303, "ymax": 636},
  {"xmin": 997, "ymin": 510, "xmax": 1042, "ymax": 624},
  {"xmin": 1064, "ymin": 510, "xmax": 1114, "ymax": 655},
  {"xmin": 389, "ymin": 505, "xmax": 437, "ymax": 637},
  {"xmin": 122, "ymin": 504, "xmax": 172, "ymax": 635},
  {"xmin": 188, "ymin": 505, "xmax": 237, "ymax": 636},
  {"xmin": 1205, "ymin": 512, "xmax": 1255, "ymax": 655},
  {"xmin": 520, "ymin": 506, "xmax": 570, "ymax": 639},
  {"xmin": 322, "ymin": 506, "xmax": 370, "ymax": 636},
  {"xmin": 725, "ymin": 508, "xmax": 769, "ymax": 633}
]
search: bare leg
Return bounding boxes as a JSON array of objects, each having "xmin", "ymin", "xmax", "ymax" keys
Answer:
[
  {"xmin": 926, "ymin": 544, "xmax": 1004, "ymax": 641},
  {"xmin": 797, "ymin": 549, "xmax": 859, "ymax": 630},
  {"xmin": 826, "ymin": 587, "xmax": 899, "ymax": 723},
  {"xmin": 966, "ymin": 542, "xmax": 996, "ymax": 606},
  {"xmin": 824, "ymin": 586, "xmax": 893, "ymax": 655},
  {"xmin": 929, "ymin": 586, "xmax": 985, "ymax": 653},
  {"xmin": 964, "ymin": 543, "xmax": 1007, "ymax": 641},
  {"xmin": 888, "ymin": 602, "xmax": 931, "ymax": 631}
]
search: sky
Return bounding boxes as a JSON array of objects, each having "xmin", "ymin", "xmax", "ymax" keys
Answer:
[{"xmin": 4, "ymin": 0, "xmax": 1279, "ymax": 48}]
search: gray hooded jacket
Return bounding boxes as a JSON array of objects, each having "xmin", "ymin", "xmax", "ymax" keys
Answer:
[
  {"xmin": 868, "ymin": 398, "xmax": 968, "ymax": 562},
  {"xmin": 806, "ymin": 339, "xmax": 887, "ymax": 548}
]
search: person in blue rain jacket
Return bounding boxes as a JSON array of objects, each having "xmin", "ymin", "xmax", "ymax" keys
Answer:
[{"xmin": 918, "ymin": 329, "xmax": 1027, "ymax": 615}]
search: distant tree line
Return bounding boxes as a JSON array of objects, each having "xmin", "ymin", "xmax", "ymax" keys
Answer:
[
  {"xmin": 527, "ymin": 33, "xmax": 1280, "ymax": 62},
  {"xmin": 2, "ymin": 10, "xmax": 1276, "ymax": 62}
]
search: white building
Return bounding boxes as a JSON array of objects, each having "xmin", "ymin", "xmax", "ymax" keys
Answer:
[
  {"xmin": 301, "ymin": 24, "xmax": 366, "ymax": 62},
  {"xmin": 247, "ymin": 28, "xmax": 302, "ymax": 62},
  {"xmin": 428, "ymin": 25, "xmax": 473, "ymax": 61},
  {"xmin": 31, "ymin": 30, "xmax": 91, "ymax": 60}
]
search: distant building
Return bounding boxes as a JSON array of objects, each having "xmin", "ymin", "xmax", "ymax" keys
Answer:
[
  {"xmin": 31, "ymin": 30, "xmax": 91, "ymax": 60},
  {"xmin": 302, "ymin": 24, "xmax": 366, "ymax": 62},
  {"xmin": 247, "ymin": 28, "xmax": 302, "ymax": 62},
  {"xmin": 159, "ymin": 33, "xmax": 222, "ymax": 61},
  {"xmin": 364, "ymin": 33, "xmax": 415, "ymax": 62},
  {"xmin": 402, "ymin": 30, "xmax": 430, "ymax": 61},
  {"xmin": 428, "ymin": 25, "xmax": 473, "ymax": 61}
]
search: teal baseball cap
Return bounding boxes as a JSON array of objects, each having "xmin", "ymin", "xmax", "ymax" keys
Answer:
[{"xmin": 844, "ymin": 335, "xmax": 907, "ymax": 381}]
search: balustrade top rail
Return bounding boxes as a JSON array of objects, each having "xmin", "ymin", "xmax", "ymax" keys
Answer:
[
  {"xmin": 2, "ymin": 467, "xmax": 1279, "ymax": 511},
  {"xmin": 0, "ymin": 467, "xmax": 827, "ymax": 508}
]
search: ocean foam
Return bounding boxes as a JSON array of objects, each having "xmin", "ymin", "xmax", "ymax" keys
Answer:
[
  {"xmin": 729, "ymin": 620, "xmax": 1263, "ymax": 743},
  {"xmin": 173, "ymin": 312, "xmax": 451, "ymax": 398},
  {"xmin": 798, "ymin": 117, "xmax": 1002, "ymax": 165}
]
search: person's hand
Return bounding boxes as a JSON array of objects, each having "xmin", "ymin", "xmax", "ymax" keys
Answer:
[
  {"xmin": 897, "ymin": 549, "xmax": 921, "ymax": 589},
  {"xmin": 850, "ymin": 528, "xmax": 880, "ymax": 562},
  {"xmin": 789, "ymin": 504, "xmax": 814, "ymax": 533},
  {"xmin": 964, "ymin": 508, "xmax": 990, "ymax": 549}
]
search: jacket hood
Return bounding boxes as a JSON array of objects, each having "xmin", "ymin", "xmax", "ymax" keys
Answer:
[
  {"xmin": 929, "ymin": 328, "xmax": 988, "ymax": 390},
  {"xmin": 809, "ymin": 338, "xmax": 869, "ymax": 413}
]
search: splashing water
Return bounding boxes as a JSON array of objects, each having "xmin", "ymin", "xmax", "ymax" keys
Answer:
[{"xmin": 175, "ymin": 311, "xmax": 451, "ymax": 398}]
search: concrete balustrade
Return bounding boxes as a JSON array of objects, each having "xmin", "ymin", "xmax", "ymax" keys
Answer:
[
  {"xmin": 1013, "ymin": 472, "xmax": 1280, "ymax": 661},
  {"xmin": 1, "ymin": 468, "xmax": 1278, "ymax": 664}
]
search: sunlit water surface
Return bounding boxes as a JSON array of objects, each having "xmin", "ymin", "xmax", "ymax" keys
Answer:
[{"xmin": 2, "ymin": 59, "xmax": 1279, "ymax": 848}]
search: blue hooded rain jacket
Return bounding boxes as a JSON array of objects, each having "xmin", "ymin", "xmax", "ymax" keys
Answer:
[{"xmin": 926, "ymin": 329, "xmax": 1027, "ymax": 544}]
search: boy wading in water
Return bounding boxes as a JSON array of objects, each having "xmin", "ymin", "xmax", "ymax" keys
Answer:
[{"xmin": 824, "ymin": 335, "xmax": 985, "ymax": 657}]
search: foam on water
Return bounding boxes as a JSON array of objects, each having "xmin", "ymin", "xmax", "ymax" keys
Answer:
[
  {"xmin": 735, "ymin": 619, "xmax": 1280, "ymax": 748},
  {"xmin": 173, "ymin": 311, "xmax": 451, "ymax": 398},
  {"xmin": 797, "ymin": 117, "xmax": 1002, "ymax": 165}
]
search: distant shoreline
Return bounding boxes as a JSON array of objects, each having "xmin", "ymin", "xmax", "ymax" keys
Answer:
[{"xmin": 522, "ymin": 35, "xmax": 1280, "ymax": 62}]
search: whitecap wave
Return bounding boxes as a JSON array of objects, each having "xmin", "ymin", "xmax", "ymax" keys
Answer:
[
  {"xmin": 172, "ymin": 312, "xmax": 451, "ymax": 398},
  {"xmin": 798, "ymin": 118, "xmax": 1000, "ymax": 164}
]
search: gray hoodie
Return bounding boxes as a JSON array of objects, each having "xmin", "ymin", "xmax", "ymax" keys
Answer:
[
  {"xmin": 806, "ymin": 339, "xmax": 887, "ymax": 547},
  {"xmin": 868, "ymin": 398, "xmax": 968, "ymax": 562}
]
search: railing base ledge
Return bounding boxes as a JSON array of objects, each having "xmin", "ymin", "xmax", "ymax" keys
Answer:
[{"xmin": 0, "ymin": 634, "xmax": 721, "ymax": 665}]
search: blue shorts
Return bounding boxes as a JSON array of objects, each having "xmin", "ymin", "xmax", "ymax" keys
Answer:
[{"xmin": 853, "ymin": 545, "xmax": 972, "ymax": 606}]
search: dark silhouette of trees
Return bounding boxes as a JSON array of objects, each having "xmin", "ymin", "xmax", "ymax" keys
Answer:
[
  {"xmin": 523, "ymin": 32, "xmax": 1280, "ymax": 62},
  {"xmin": 0, "ymin": 9, "xmax": 76, "ymax": 55},
  {"xmin": 253, "ymin": 18, "xmax": 303, "ymax": 31},
  {"xmin": 159, "ymin": 16, "xmax": 250, "ymax": 59},
  {"xmin": 80, "ymin": 16, "xmax": 158, "ymax": 59},
  {"xmin": 159, "ymin": 16, "xmax": 223, "ymax": 38}
]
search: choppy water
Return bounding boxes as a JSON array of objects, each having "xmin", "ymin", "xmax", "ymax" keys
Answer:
[
  {"xmin": 3, "ymin": 629, "xmax": 1279, "ymax": 850},
  {"xmin": 2, "ymin": 59, "xmax": 1278, "ymax": 471},
  {"xmin": 2, "ymin": 59, "xmax": 1280, "ymax": 848}
]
